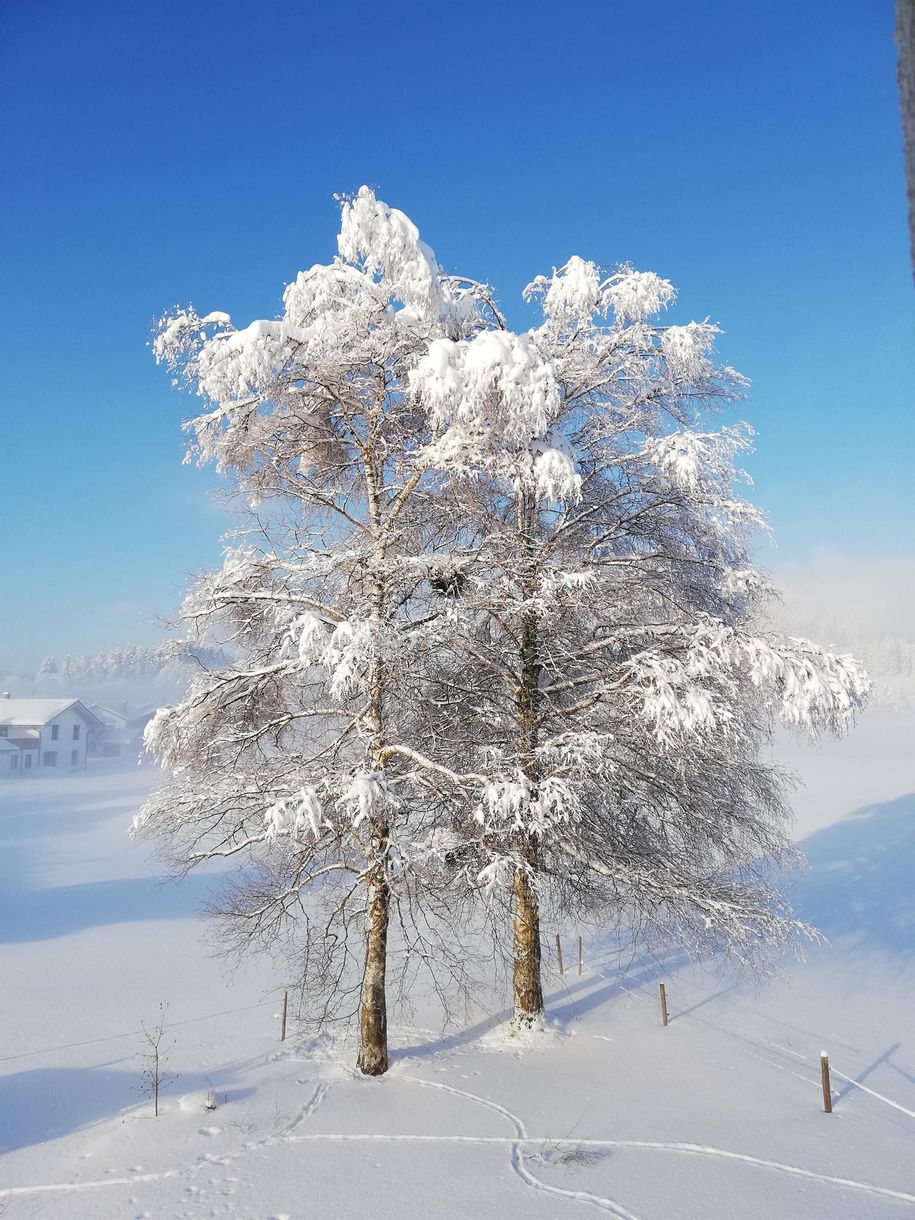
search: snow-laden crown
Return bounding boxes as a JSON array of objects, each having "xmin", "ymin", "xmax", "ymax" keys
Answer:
[
  {"xmin": 140, "ymin": 188, "xmax": 870, "ymax": 1003},
  {"xmin": 152, "ymin": 187, "xmax": 751, "ymax": 512}
]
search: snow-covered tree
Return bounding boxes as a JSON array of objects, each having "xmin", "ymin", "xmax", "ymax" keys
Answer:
[
  {"xmin": 405, "ymin": 254, "xmax": 870, "ymax": 1028},
  {"xmin": 135, "ymin": 188, "xmax": 503, "ymax": 1075},
  {"xmin": 37, "ymin": 656, "xmax": 59, "ymax": 682},
  {"xmin": 137, "ymin": 187, "xmax": 868, "ymax": 1055}
]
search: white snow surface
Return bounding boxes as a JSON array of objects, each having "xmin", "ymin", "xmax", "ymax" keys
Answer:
[{"xmin": 1, "ymin": 708, "xmax": 913, "ymax": 1219}]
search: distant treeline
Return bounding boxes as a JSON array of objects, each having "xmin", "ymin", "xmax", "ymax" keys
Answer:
[{"xmin": 35, "ymin": 643, "xmax": 228, "ymax": 684}]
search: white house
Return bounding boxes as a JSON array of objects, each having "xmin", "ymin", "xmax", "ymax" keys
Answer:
[
  {"xmin": 0, "ymin": 737, "xmax": 23, "ymax": 776},
  {"xmin": 0, "ymin": 697, "xmax": 104, "ymax": 774},
  {"xmin": 87, "ymin": 702, "xmax": 156, "ymax": 759}
]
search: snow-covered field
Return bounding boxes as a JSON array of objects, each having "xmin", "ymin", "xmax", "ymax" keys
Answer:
[{"xmin": 1, "ymin": 709, "xmax": 913, "ymax": 1219}]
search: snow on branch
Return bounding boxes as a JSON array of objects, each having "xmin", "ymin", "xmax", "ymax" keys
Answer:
[
  {"xmin": 410, "ymin": 330, "xmax": 581, "ymax": 501},
  {"xmin": 645, "ymin": 423, "xmax": 755, "ymax": 492},
  {"xmin": 264, "ymin": 786, "xmax": 330, "ymax": 843},
  {"xmin": 524, "ymin": 258, "xmax": 676, "ymax": 327},
  {"xmin": 337, "ymin": 185, "xmax": 477, "ymax": 330},
  {"xmin": 623, "ymin": 618, "xmax": 869, "ymax": 747},
  {"xmin": 474, "ymin": 774, "xmax": 581, "ymax": 838}
]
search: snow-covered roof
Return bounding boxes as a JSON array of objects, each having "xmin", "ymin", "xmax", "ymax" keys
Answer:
[
  {"xmin": 0, "ymin": 698, "xmax": 104, "ymax": 729},
  {"xmin": 88, "ymin": 703, "xmax": 126, "ymax": 726},
  {"xmin": 0, "ymin": 738, "xmax": 21, "ymax": 753},
  {"xmin": 89, "ymin": 702, "xmax": 158, "ymax": 726}
]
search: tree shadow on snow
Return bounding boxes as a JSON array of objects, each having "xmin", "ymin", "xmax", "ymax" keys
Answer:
[
  {"xmin": 0, "ymin": 803, "xmax": 121, "ymax": 843},
  {"xmin": 549, "ymin": 953, "xmax": 687, "ymax": 1024},
  {"xmin": 0, "ymin": 1063, "xmax": 257, "ymax": 1153},
  {"xmin": 0, "ymin": 1065, "xmax": 140, "ymax": 1153},
  {"xmin": 0, "ymin": 873, "xmax": 219, "ymax": 944},
  {"xmin": 392, "ymin": 952, "xmax": 685, "ymax": 1060},
  {"xmin": 0, "ymin": 782, "xmax": 152, "ymax": 822},
  {"xmin": 791, "ymin": 792, "xmax": 915, "ymax": 963}
]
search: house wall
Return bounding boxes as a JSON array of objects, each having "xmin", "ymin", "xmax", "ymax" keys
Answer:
[
  {"xmin": 0, "ymin": 746, "xmax": 22, "ymax": 776},
  {"xmin": 36, "ymin": 708, "xmax": 90, "ymax": 771}
]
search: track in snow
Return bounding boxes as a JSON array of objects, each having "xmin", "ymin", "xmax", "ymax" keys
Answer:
[
  {"xmin": 400, "ymin": 1073, "xmax": 643, "ymax": 1219},
  {"xmin": 6, "ymin": 1130, "xmax": 915, "ymax": 1211}
]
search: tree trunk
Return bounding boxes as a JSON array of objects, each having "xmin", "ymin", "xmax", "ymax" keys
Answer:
[
  {"xmin": 358, "ymin": 421, "xmax": 390, "ymax": 1077},
  {"xmin": 357, "ymin": 854, "xmax": 389, "ymax": 1075},
  {"xmin": 512, "ymin": 848, "xmax": 544, "ymax": 1027},
  {"xmin": 512, "ymin": 488, "xmax": 545, "ymax": 1029}
]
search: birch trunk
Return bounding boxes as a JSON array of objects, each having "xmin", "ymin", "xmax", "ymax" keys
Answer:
[
  {"xmin": 511, "ymin": 488, "xmax": 546, "ymax": 1027},
  {"xmin": 512, "ymin": 846, "xmax": 544, "ymax": 1025},
  {"xmin": 356, "ymin": 401, "xmax": 391, "ymax": 1076},
  {"xmin": 357, "ymin": 839, "xmax": 390, "ymax": 1075}
]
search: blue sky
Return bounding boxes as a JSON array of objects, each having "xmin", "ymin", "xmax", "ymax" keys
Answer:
[{"xmin": 1, "ymin": 0, "xmax": 912, "ymax": 672}]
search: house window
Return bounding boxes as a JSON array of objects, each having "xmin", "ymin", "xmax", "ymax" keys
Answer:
[
  {"xmin": 51, "ymin": 724, "xmax": 60, "ymax": 741},
  {"xmin": 0, "ymin": 726, "xmax": 7, "ymax": 736},
  {"xmin": 24, "ymin": 754, "xmax": 32, "ymax": 769},
  {"xmin": 71, "ymin": 749, "xmax": 79, "ymax": 767},
  {"xmin": 43, "ymin": 750, "xmax": 57, "ymax": 766},
  {"xmin": 73, "ymin": 724, "xmax": 81, "ymax": 741},
  {"xmin": 10, "ymin": 755, "xmax": 17, "ymax": 769}
]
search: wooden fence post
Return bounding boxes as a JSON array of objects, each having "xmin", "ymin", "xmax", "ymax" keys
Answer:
[
  {"xmin": 578, "ymin": 936, "xmax": 583, "ymax": 976},
  {"xmin": 659, "ymin": 982, "xmax": 669, "ymax": 1027},
  {"xmin": 555, "ymin": 934, "xmax": 564, "ymax": 977},
  {"xmin": 280, "ymin": 990, "xmax": 288, "ymax": 1042},
  {"xmin": 821, "ymin": 1051, "xmax": 832, "ymax": 1113}
]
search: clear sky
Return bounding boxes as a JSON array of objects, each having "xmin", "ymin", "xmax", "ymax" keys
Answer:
[{"xmin": 1, "ymin": 0, "xmax": 912, "ymax": 673}]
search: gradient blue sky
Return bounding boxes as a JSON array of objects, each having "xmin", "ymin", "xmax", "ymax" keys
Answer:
[{"xmin": 1, "ymin": 0, "xmax": 912, "ymax": 672}]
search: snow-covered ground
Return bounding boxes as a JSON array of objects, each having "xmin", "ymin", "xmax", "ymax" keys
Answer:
[{"xmin": 1, "ymin": 709, "xmax": 913, "ymax": 1219}]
